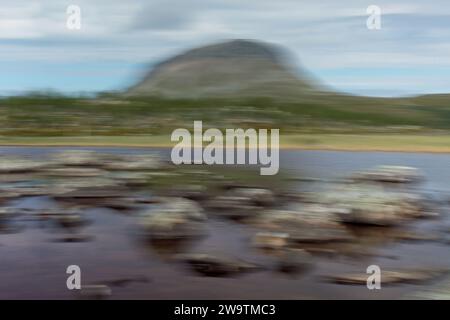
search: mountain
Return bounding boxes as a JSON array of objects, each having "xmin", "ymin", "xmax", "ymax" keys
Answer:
[{"xmin": 127, "ymin": 39, "xmax": 323, "ymax": 98}]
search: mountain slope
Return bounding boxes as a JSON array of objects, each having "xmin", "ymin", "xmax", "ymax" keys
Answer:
[{"xmin": 127, "ymin": 39, "xmax": 322, "ymax": 98}]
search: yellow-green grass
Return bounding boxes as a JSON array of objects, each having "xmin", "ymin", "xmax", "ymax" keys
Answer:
[
  {"xmin": 1, "ymin": 134, "xmax": 450, "ymax": 153},
  {"xmin": 281, "ymin": 134, "xmax": 450, "ymax": 152}
]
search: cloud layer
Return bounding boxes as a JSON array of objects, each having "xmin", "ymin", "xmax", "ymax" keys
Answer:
[{"xmin": 2, "ymin": 0, "xmax": 450, "ymax": 96}]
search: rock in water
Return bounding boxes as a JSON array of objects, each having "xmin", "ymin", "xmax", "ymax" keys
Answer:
[
  {"xmin": 0, "ymin": 156, "xmax": 47, "ymax": 173},
  {"xmin": 52, "ymin": 150, "xmax": 105, "ymax": 167},
  {"xmin": 0, "ymin": 191, "xmax": 20, "ymax": 204},
  {"xmin": 0, "ymin": 207, "xmax": 17, "ymax": 223},
  {"xmin": 407, "ymin": 276, "xmax": 450, "ymax": 299},
  {"xmin": 353, "ymin": 165, "xmax": 423, "ymax": 183},
  {"xmin": 252, "ymin": 232, "xmax": 290, "ymax": 250},
  {"xmin": 79, "ymin": 285, "xmax": 112, "ymax": 299},
  {"xmin": 103, "ymin": 154, "xmax": 163, "ymax": 171},
  {"xmin": 206, "ymin": 187, "xmax": 275, "ymax": 220},
  {"xmin": 275, "ymin": 249, "xmax": 313, "ymax": 275},
  {"xmin": 323, "ymin": 268, "xmax": 448, "ymax": 285},
  {"xmin": 320, "ymin": 183, "xmax": 428, "ymax": 226},
  {"xmin": 174, "ymin": 253, "xmax": 260, "ymax": 277},
  {"xmin": 250, "ymin": 205, "xmax": 353, "ymax": 244},
  {"xmin": 140, "ymin": 198, "xmax": 206, "ymax": 241}
]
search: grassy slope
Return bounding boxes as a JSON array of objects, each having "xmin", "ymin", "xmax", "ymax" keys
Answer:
[{"xmin": 0, "ymin": 93, "xmax": 449, "ymax": 151}]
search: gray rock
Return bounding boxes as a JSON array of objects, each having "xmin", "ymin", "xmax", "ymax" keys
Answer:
[
  {"xmin": 353, "ymin": 165, "xmax": 423, "ymax": 183},
  {"xmin": 42, "ymin": 167, "xmax": 108, "ymax": 177},
  {"xmin": 251, "ymin": 205, "xmax": 353, "ymax": 244},
  {"xmin": 252, "ymin": 232, "xmax": 289, "ymax": 250},
  {"xmin": 206, "ymin": 187, "xmax": 275, "ymax": 220},
  {"xmin": 79, "ymin": 284, "xmax": 112, "ymax": 299},
  {"xmin": 0, "ymin": 190, "xmax": 20, "ymax": 204},
  {"xmin": 320, "ymin": 184, "xmax": 428, "ymax": 226},
  {"xmin": 174, "ymin": 253, "xmax": 260, "ymax": 277},
  {"xmin": 103, "ymin": 154, "xmax": 163, "ymax": 171},
  {"xmin": 323, "ymin": 268, "xmax": 448, "ymax": 285},
  {"xmin": 166, "ymin": 184, "xmax": 208, "ymax": 201},
  {"xmin": 140, "ymin": 198, "xmax": 206, "ymax": 240},
  {"xmin": 47, "ymin": 210, "xmax": 89, "ymax": 229},
  {"xmin": 108, "ymin": 171, "xmax": 150, "ymax": 187},
  {"xmin": 5, "ymin": 185, "xmax": 50, "ymax": 197},
  {"xmin": 407, "ymin": 276, "xmax": 450, "ymax": 299},
  {"xmin": 53, "ymin": 150, "xmax": 107, "ymax": 167},
  {"xmin": 0, "ymin": 207, "xmax": 17, "ymax": 222},
  {"xmin": 51, "ymin": 234, "xmax": 93, "ymax": 243},
  {"xmin": 0, "ymin": 156, "xmax": 48, "ymax": 173},
  {"xmin": 275, "ymin": 249, "xmax": 313, "ymax": 274}
]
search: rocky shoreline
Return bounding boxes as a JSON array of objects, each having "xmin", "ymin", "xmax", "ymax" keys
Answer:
[{"xmin": 0, "ymin": 150, "xmax": 449, "ymax": 299}]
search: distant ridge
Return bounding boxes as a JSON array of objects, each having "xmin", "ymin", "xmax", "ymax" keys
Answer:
[{"xmin": 127, "ymin": 39, "xmax": 322, "ymax": 98}]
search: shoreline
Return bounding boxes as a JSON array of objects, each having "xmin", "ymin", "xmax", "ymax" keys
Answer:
[
  {"xmin": 0, "ymin": 145, "xmax": 449, "ymax": 153},
  {"xmin": 1, "ymin": 134, "xmax": 450, "ymax": 153}
]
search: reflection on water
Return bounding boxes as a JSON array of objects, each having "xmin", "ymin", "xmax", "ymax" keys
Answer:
[{"xmin": 0, "ymin": 147, "xmax": 449, "ymax": 299}]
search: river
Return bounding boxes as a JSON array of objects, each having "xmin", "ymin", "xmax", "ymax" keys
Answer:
[{"xmin": 0, "ymin": 147, "xmax": 449, "ymax": 299}]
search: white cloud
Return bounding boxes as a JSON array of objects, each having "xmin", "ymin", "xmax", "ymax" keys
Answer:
[{"xmin": 1, "ymin": 0, "xmax": 450, "ymax": 95}]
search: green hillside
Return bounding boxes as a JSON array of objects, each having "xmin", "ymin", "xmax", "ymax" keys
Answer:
[{"xmin": 1, "ymin": 93, "xmax": 449, "ymax": 137}]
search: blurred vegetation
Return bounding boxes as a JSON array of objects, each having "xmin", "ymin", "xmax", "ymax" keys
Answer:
[{"xmin": 1, "ymin": 92, "xmax": 450, "ymax": 138}]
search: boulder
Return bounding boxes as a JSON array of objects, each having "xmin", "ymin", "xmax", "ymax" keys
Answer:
[
  {"xmin": 353, "ymin": 165, "xmax": 423, "ymax": 183},
  {"xmin": 206, "ymin": 187, "xmax": 275, "ymax": 220},
  {"xmin": 407, "ymin": 276, "xmax": 450, "ymax": 299},
  {"xmin": 0, "ymin": 156, "xmax": 48, "ymax": 173},
  {"xmin": 0, "ymin": 207, "xmax": 17, "ymax": 222},
  {"xmin": 79, "ymin": 285, "xmax": 112, "ymax": 299},
  {"xmin": 52, "ymin": 150, "xmax": 107, "ymax": 167},
  {"xmin": 250, "ymin": 205, "xmax": 353, "ymax": 244},
  {"xmin": 0, "ymin": 190, "xmax": 20, "ymax": 204},
  {"xmin": 275, "ymin": 249, "xmax": 313, "ymax": 274},
  {"xmin": 140, "ymin": 198, "xmax": 206, "ymax": 241},
  {"xmin": 51, "ymin": 234, "xmax": 93, "ymax": 243},
  {"xmin": 47, "ymin": 210, "xmax": 89, "ymax": 229},
  {"xmin": 320, "ymin": 184, "xmax": 428, "ymax": 226},
  {"xmin": 174, "ymin": 253, "xmax": 260, "ymax": 277},
  {"xmin": 42, "ymin": 167, "xmax": 108, "ymax": 178},
  {"xmin": 252, "ymin": 232, "xmax": 289, "ymax": 250},
  {"xmin": 103, "ymin": 154, "xmax": 163, "ymax": 171},
  {"xmin": 323, "ymin": 268, "xmax": 448, "ymax": 285}
]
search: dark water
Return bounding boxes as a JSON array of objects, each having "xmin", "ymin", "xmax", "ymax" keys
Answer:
[{"xmin": 0, "ymin": 147, "xmax": 449, "ymax": 299}]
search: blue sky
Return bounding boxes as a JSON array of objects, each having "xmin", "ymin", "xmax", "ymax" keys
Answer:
[{"xmin": 2, "ymin": 0, "xmax": 450, "ymax": 97}]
